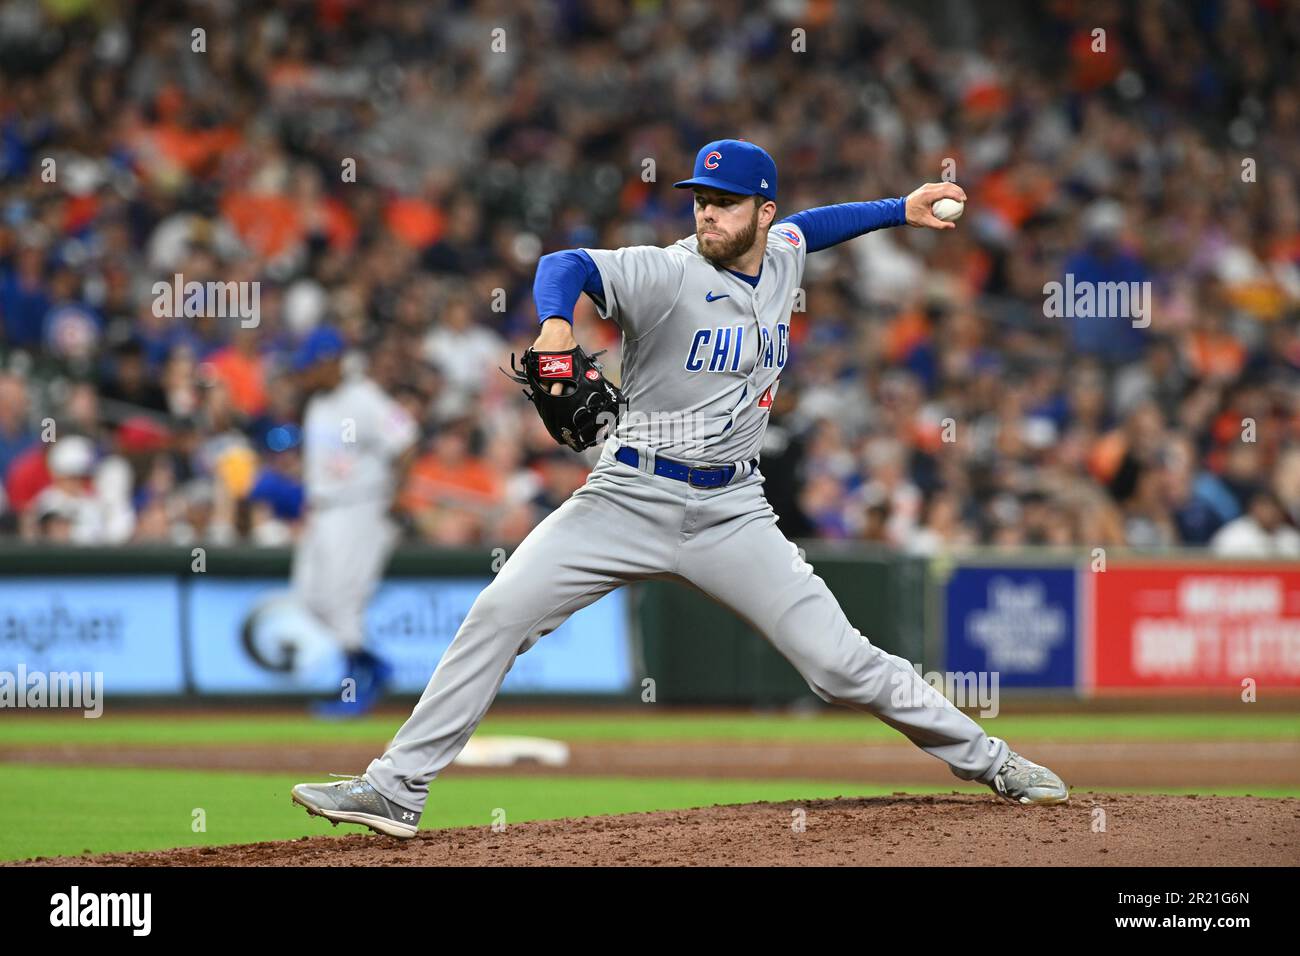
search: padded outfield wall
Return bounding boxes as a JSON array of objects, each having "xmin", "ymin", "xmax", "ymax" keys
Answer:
[{"xmin": 0, "ymin": 546, "xmax": 1294, "ymax": 704}]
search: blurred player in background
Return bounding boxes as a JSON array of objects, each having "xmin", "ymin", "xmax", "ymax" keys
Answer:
[{"xmin": 292, "ymin": 326, "xmax": 419, "ymax": 717}]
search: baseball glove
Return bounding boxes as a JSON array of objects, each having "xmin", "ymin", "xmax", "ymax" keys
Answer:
[{"xmin": 499, "ymin": 346, "xmax": 626, "ymax": 452}]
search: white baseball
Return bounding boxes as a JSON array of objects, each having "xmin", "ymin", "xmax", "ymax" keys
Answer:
[{"xmin": 932, "ymin": 197, "xmax": 964, "ymax": 222}]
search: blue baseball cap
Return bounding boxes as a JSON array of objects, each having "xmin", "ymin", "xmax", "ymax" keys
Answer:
[
  {"xmin": 293, "ymin": 326, "xmax": 346, "ymax": 372},
  {"xmin": 674, "ymin": 139, "xmax": 777, "ymax": 201}
]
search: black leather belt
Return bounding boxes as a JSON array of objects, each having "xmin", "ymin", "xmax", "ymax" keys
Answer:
[{"xmin": 614, "ymin": 446, "xmax": 757, "ymax": 488}]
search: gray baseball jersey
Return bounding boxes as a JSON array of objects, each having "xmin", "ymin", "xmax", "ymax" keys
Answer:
[
  {"xmin": 294, "ymin": 374, "xmax": 417, "ymax": 651},
  {"xmin": 301, "ymin": 376, "xmax": 418, "ymax": 507},
  {"xmin": 364, "ymin": 223, "xmax": 1010, "ymax": 814},
  {"xmin": 582, "ymin": 224, "xmax": 803, "ymax": 463}
]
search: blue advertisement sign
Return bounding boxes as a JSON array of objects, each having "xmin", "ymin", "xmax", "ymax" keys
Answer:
[
  {"xmin": 187, "ymin": 577, "xmax": 633, "ymax": 694},
  {"xmin": 944, "ymin": 566, "xmax": 1077, "ymax": 689},
  {"xmin": 0, "ymin": 577, "xmax": 185, "ymax": 694}
]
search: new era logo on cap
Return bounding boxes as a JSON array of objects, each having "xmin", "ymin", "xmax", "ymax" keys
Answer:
[{"xmin": 538, "ymin": 355, "xmax": 574, "ymax": 378}]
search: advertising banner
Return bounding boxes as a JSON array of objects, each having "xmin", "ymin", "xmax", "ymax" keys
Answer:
[
  {"xmin": 0, "ymin": 577, "xmax": 184, "ymax": 694},
  {"xmin": 944, "ymin": 565, "xmax": 1078, "ymax": 689},
  {"xmin": 1091, "ymin": 564, "xmax": 1300, "ymax": 690},
  {"xmin": 188, "ymin": 577, "xmax": 633, "ymax": 694}
]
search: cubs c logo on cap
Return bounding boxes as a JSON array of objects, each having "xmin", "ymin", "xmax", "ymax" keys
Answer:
[{"xmin": 673, "ymin": 139, "xmax": 778, "ymax": 201}]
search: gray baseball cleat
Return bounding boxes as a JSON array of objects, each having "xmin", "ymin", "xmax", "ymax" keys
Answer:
[
  {"xmin": 988, "ymin": 750, "xmax": 1069, "ymax": 806},
  {"xmin": 291, "ymin": 774, "xmax": 421, "ymax": 838}
]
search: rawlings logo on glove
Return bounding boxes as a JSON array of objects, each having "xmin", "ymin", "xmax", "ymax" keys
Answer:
[
  {"xmin": 500, "ymin": 346, "xmax": 627, "ymax": 452},
  {"xmin": 538, "ymin": 355, "xmax": 574, "ymax": 377}
]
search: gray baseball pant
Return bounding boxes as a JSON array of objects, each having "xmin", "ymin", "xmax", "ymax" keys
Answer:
[
  {"xmin": 292, "ymin": 499, "xmax": 398, "ymax": 653},
  {"xmin": 365, "ymin": 452, "xmax": 1008, "ymax": 811}
]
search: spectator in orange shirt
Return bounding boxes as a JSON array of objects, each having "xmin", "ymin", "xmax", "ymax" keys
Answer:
[
  {"xmin": 1185, "ymin": 313, "xmax": 1247, "ymax": 382},
  {"xmin": 400, "ymin": 420, "xmax": 503, "ymax": 544},
  {"xmin": 205, "ymin": 328, "xmax": 268, "ymax": 418}
]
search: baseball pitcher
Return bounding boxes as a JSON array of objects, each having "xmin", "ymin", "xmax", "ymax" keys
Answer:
[{"xmin": 293, "ymin": 140, "xmax": 1068, "ymax": 836}]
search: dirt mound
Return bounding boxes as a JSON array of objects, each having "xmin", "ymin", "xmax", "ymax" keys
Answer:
[{"xmin": 15, "ymin": 793, "xmax": 1300, "ymax": 867}]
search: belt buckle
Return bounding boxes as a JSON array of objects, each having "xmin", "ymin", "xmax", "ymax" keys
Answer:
[{"xmin": 688, "ymin": 464, "xmax": 730, "ymax": 488}]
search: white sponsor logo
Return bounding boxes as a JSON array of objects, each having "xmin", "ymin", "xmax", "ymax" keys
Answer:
[{"xmin": 966, "ymin": 578, "xmax": 1067, "ymax": 673}]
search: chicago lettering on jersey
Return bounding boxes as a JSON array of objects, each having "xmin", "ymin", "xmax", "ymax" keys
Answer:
[{"xmin": 685, "ymin": 322, "xmax": 787, "ymax": 372}]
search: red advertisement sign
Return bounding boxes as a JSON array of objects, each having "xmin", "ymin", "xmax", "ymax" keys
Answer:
[{"xmin": 1091, "ymin": 564, "xmax": 1300, "ymax": 690}]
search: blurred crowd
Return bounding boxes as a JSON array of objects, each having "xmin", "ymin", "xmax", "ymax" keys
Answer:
[{"xmin": 1, "ymin": 0, "xmax": 1298, "ymax": 555}]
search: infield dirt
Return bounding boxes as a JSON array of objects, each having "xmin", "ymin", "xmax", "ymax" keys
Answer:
[{"xmin": 15, "ymin": 793, "xmax": 1300, "ymax": 866}]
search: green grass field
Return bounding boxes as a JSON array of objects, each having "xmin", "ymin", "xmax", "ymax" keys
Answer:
[
  {"xmin": 2, "ymin": 710, "xmax": 1297, "ymax": 862},
  {"xmin": 0, "ymin": 766, "xmax": 969, "ymax": 862}
]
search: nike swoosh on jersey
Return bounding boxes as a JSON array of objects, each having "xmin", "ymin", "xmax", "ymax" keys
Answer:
[{"xmin": 705, "ymin": 291, "xmax": 730, "ymax": 302}]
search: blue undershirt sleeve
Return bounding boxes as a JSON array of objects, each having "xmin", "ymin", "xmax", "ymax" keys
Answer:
[
  {"xmin": 532, "ymin": 249, "xmax": 606, "ymax": 324},
  {"xmin": 777, "ymin": 198, "xmax": 908, "ymax": 253}
]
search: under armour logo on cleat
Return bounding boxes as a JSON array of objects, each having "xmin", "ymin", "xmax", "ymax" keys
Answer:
[
  {"xmin": 402, "ymin": 812, "xmax": 415, "ymax": 821},
  {"xmin": 705, "ymin": 291, "xmax": 730, "ymax": 302}
]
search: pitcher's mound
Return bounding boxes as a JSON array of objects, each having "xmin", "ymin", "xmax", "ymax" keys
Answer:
[{"xmin": 16, "ymin": 793, "xmax": 1300, "ymax": 867}]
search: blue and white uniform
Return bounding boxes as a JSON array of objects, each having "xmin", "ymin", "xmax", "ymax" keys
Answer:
[
  {"xmin": 366, "ymin": 140, "xmax": 1009, "ymax": 812},
  {"xmin": 294, "ymin": 376, "xmax": 417, "ymax": 652}
]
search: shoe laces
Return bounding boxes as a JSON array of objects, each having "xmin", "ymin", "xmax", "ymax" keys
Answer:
[
  {"xmin": 999, "ymin": 752, "xmax": 1027, "ymax": 774},
  {"xmin": 999, "ymin": 752, "xmax": 1052, "ymax": 782},
  {"xmin": 327, "ymin": 772, "xmax": 368, "ymax": 791}
]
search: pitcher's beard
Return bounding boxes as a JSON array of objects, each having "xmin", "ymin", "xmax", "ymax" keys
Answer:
[{"xmin": 698, "ymin": 208, "xmax": 759, "ymax": 268}]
